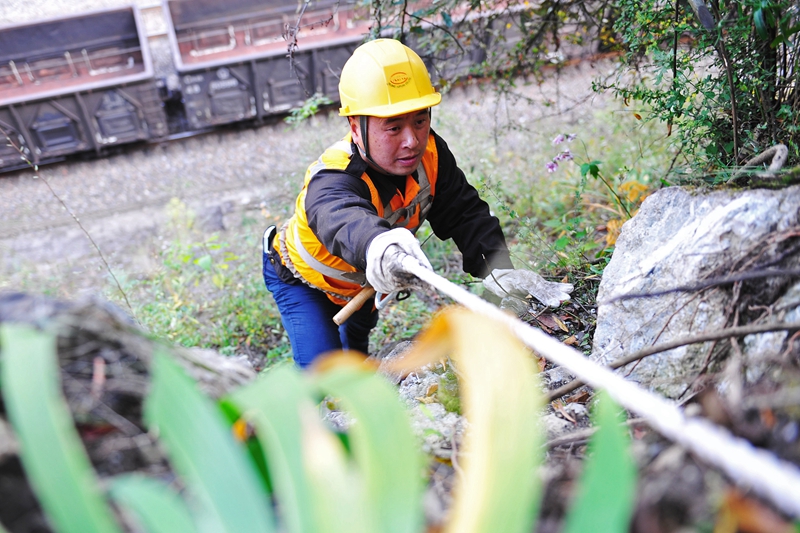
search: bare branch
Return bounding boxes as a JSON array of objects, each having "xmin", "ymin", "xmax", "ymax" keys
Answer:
[
  {"xmin": 547, "ymin": 320, "xmax": 800, "ymax": 402},
  {"xmin": 600, "ymin": 268, "xmax": 800, "ymax": 306}
]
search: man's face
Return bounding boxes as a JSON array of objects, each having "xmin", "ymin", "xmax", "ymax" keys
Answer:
[{"xmin": 350, "ymin": 109, "xmax": 431, "ymax": 176}]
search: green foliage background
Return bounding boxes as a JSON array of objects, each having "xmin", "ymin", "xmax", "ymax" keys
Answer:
[{"xmin": 369, "ymin": 0, "xmax": 799, "ymax": 179}]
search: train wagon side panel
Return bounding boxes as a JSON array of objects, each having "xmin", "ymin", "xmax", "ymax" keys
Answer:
[
  {"xmin": 0, "ymin": 6, "xmax": 168, "ymax": 171},
  {"xmin": 0, "ymin": 107, "xmax": 32, "ymax": 171},
  {"xmin": 163, "ymin": 0, "xmax": 369, "ymax": 128},
  {"xmin": 179, "ymin": 65, "xmax": 258, "ymax": 130},
  {"xmin": 254, "ymin": 53, "xmax": 314, "ymax": 116},
  {"xmin": 0, "ymin": 79, "xmax": 168, "ymax": 171}
]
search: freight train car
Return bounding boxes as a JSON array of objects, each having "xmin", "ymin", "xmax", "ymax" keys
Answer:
[
  {"xmin": 0, "ymin": 1, "xmax": 535, "ymax": 174},
  {"xmin": 0, "ymin": 6, "xmax": 168, "ymax": 172},
  {"xmin": 162, "ymin": 0, "xmax": 371, "ymax": 131}
]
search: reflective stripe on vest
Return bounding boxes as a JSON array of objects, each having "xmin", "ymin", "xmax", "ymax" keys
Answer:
[
  {"xmin": 292, "ymin": 164, "xmax": 433, "ymax": 286},
  {"xmin": 293, "ymin": 223, "xmax": 368, "ymax": 286}
]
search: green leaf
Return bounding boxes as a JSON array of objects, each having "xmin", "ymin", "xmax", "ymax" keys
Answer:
[
  {"xmin": 754, "ymin": 8, "xmax": 769, "ymax": 40},
  {"xmin": 109, "ymin": 474, "xmax": 199, "ymax": 533},
  {"xmin": 145, "ymin": 349, "xmax": 276, "ymax": 533},
  {"xmin": 313, "ymin": 363, "xmax": 426, "ymax": 533},
  {"xmin": 298, "ymin": 396, "xmax": 373, "ymax": 533},
  {"xmin": 562, "ymin": 390, "xmax": 637, "ymax": 533},
  {"xmin": 225, "ymin": 365, "xmax": 327, "ymax": 533},
  {"xmin": 0, "ymin": 324, "xmax": 123, "ymax": 533},
  {"xmin": 579, "ymin": 161, "xmax": 602, "ymax": 179},
  {"xmin": 195, "ymin": 255, "xmax": 213, "ymax": 271},
  {"xmin": 417, "ymin": 402, "xmax": 436, "ymax": 420},
  {"xmin": 442, "ymin": 11, "xmax": 453, "ymax": 27},
  {"xmin": 554, "ymin": 235, "xmax": 569, "ymax": 251}
]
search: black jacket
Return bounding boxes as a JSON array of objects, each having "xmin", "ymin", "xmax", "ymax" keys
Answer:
[{"xmin": 276, "ymin": 129, "xmax": 513, "ymax": 282}]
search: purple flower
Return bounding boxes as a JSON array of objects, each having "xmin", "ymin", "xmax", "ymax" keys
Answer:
[
  {"xmin": 566, "ymin": 133, "xmax": 577, "ymax": 142},
  {"xmin": 555, "ymin": 149, "xmax": 573, "ymax": 161},
  {"xmin": 552, "ymin": 134, "xmax": 565, "ymax": 146},
  {"xmin": 546, "ymin": 161, "xmax": 558, "ymax": 173}
]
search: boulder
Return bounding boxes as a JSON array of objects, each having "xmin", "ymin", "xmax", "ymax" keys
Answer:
[{"xmin": 593, "ymin": 185, "xmax": 800, "ymax": 398}]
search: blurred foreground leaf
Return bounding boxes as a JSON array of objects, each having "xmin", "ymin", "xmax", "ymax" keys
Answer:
[
  {"xmin": 109, "ymin": 474, "xmax": 199, "ymax": 533},
  {"xmin": 313, "ymin": 356, "xmax": 426, "ymax": 533},
  {"xmin": 0, "ymin": 324, "xmax": 122, "ymax": 533},
  {"xmin": 387, "ymin": 307, "xmax": 544, "ymax": 533},
  {"xmin": 562, "ymin": 390, "xmax": 637, "ymax": 533},
  {"xmin": 226, "ymin": 365, "xmax": 341, "ymax": 533},
  {"xmin": 228, "ymin": 357, "xmax": 425, "ymax": 533},
  {"xmin": 145, "ymin": 349, "xmax": 275, "ymax": 533}
]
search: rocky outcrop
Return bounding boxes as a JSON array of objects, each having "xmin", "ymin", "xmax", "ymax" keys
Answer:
[{"xmin": 593, "ymin": 185, "xmax": 800, "ymax": 398}]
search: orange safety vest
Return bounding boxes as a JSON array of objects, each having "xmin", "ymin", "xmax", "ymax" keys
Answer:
[{"xmin": 274, "ymin": 132, "xmax": 438, "ymax": 305}]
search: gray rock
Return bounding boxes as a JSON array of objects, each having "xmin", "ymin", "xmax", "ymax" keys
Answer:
[
  {"xmin": 594, "ymin": 185, "xmax": 800, "ymax": 398},
  {"xmin": 543, "ymin": 366, "xmax": 575, "ymax": 389},
  {"xmin": 543, "ymin": 413, "xmax": 575, "ymax": 441},
  {"xmin": 741, "ymin": 280, "xmax": 800, "ymax": 383}
]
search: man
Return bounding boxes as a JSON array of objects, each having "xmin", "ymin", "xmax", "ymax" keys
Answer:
[{"xmin": 263, "ymin": 38, "xmax": 572, "ymax": 367}]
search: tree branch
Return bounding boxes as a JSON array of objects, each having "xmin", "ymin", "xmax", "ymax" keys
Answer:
[
  {"xmin": 600, "ymin": 268, "xmax": 800, "ymax": 306},
  {"xmin": 546, "ymin": 320, "xmax": 800, "ymax": 402}
]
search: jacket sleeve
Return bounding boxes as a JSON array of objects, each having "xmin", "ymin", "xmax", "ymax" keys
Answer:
[
  {"xmin": 426, "ymin": 132, "xmax": 514, "ymax": 278},
  {"xmin": 304, "ymin": 165, "xmax": 389, "ymax": 271}
]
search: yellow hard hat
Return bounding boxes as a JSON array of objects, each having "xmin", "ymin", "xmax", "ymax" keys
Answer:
[{"xmin": 338, "ymin": 39, "xmax": 442, "ymax": 117}]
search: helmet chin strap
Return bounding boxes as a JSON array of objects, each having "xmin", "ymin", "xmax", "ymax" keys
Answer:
[{"xmin": 357, "ymin": 109, "xmax": 432, "ymax": 177}]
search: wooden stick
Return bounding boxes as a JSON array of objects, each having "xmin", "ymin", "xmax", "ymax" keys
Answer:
[{"xmin": 333, "ymin": 287, "xmax": 376, "ymax": 325}]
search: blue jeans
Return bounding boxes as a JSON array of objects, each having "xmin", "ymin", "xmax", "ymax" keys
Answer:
[{"xmin": 262, "ymin": 252, "xmax": 379, "ymax": 368}]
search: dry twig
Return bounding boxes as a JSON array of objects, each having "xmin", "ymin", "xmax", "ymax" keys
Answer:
[
  {"xmin": 601, "ymin": 268, "xmax": 800, "ymax": 306},
  {"xmin": 547, "ymin": 321, "xmax": 800, "ymax": 402}
]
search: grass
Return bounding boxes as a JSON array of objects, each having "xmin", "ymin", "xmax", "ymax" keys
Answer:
[
  {"xmin": 102, "ymin": 199, "xmax": 292, "ymax": 369},
  {"xmin": 1, "ymin": 65, "xmax": 676, "ymax": 367}
]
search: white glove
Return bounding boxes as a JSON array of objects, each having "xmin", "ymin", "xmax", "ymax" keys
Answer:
[
  {"xmin": 483, "ymin": 269, "xmax": 574, "ymax": 307},
  {"xmin": 366, "ymin": 228, "xmax": 432, "ymax": 294}
]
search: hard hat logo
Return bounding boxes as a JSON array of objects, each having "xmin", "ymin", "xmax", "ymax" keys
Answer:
[
  {"xmin": 338, "ymin": 38, "xmax": 441, "ymax": 118},
  {"xmin": 389, "ymin": 72, "xmax": 410, "ymax": 88}
]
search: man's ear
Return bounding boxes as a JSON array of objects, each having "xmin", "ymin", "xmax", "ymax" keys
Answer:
[{"xmin": 348, "ymin": 116, "xmax": 362, "ymax": 145}]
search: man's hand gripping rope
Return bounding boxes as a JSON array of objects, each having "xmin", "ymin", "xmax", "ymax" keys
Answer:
[
  {"xmin": 333, "ymin": 228, "xmax": 431, "ymax": 325},
  {"xmin": 333, "ymin": 228, "xmax": 574, "ymax": 325}
]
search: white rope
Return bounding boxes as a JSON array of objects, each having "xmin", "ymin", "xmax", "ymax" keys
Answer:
[{"xmin": 401, "ymin": 257, "xmax": 800, "ymax": 518}]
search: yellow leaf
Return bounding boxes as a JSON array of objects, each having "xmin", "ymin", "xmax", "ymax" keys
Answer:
[
  {"xmin": 386, "ymin": 307, "xmax": 543, "ymax": 533},
  {"xmin": 553, "ymin": 316, "xmax": 569, "ymax": 332},
  {"xmin": 618, "ymin": 181, "xmax": 649, "ymax": 203},
  {"xmin": 605, "ymin": 219, "xmax": 624, "ymax": 246},
  {"xmin": 231, "ymin": 418, "xmax": 253, "ymax": 442}
]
